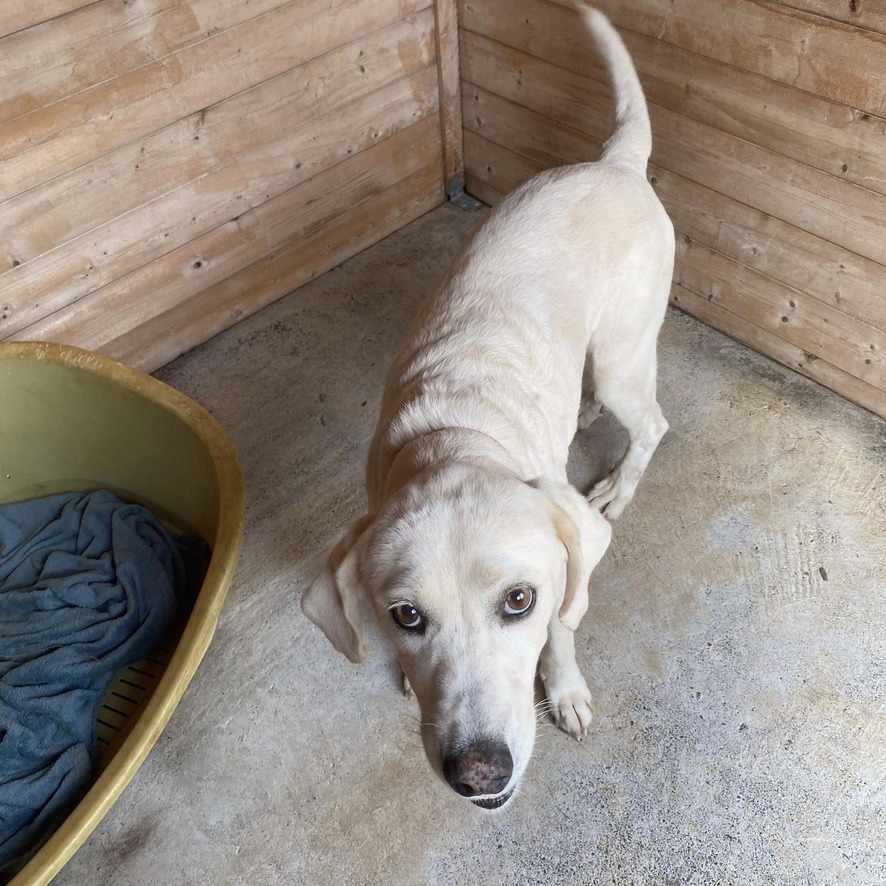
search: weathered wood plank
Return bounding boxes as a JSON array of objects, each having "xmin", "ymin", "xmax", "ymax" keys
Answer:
[
  {"xmin": 1, "ymin": 12, "xmax": 435, "ymax": 264},
  {"xmin": 461, "ymin": 72, "xmax": 886, "ymax": 267},
  {"xmin": 0, "ymin": 0, "xmax": 293, "ymax": 122},
  {"xmin": 771, "ymin": 0, "xmax": 886, "ymax": 37},
  {"xmin": 542, "ymin": 0, "xmax": 886, "ymax": 117},
  {"xmin": 102, "ymin": 163, "xmax": 444, "ymax": 372},
  {"xmin": 15, "ymin": 117, "xmax": 442, "ymax": 351},
  {"xmin": 650, "ymin": 101, "xmax": 886, "ymax": 269},
  {"xmin": 651, "ymin": 168, "xmax": 886, "ymax": 335},
  {"xmin": 463, "ymin": 128, "xmax": 541, "ymax": 198},
  {"xmin": 461, "ymin": 174, "xmax": 498, "ymax": 210},
  {"xmin": 0, "ymin": 66, "xmax": 440, "ymax": 337},
  {"xmin": 462, "ymin": 81, "xmax": 595, "ymax": 167},
  {"xmin": 0, "ymin": 1, "xmax": 94, "ymax": 40},
  {"xmin": 674, "ymin": 238, "xmax": 886, "ymax": 389},
  {"xmin": 0, "ymin": 0, "xmax": 432, "ymax": 184},
  {"xmin": 459, "ymin": 24, "xmax": 886, "ymax": 197},
  {"xmin": 461, "ymin": 38, "xmax": 886, "ymax": 332},
  {"xmin": 671, "ymin": 284, "xmax": 886, "ymax": 418},
  {"xmin": 433, "ymin": 0, "xmax": 464, "ymax": 191},
  {"xmin": 460, "ymin": 29, "xmax": 611, "ymax": 139}
]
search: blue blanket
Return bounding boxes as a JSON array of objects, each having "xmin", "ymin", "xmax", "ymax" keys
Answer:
[{"xmin": 0, "ymin": 491, "xmax": 207, "ymax": 881}]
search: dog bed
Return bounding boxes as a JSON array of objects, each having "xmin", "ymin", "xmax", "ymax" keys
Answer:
[{"xmin": 0, "ymin": 490, "xmax": 209, "ymax": 881}]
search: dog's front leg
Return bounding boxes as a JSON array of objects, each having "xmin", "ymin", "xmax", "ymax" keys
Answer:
[{"xmin": 538, "ymin": 616, "xmax": 594, "ymax": 740}]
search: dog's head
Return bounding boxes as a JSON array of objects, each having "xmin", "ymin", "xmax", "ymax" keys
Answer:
[{"xmin": 301, "ymin": 464, "xmax": 610, "ymax": 808}]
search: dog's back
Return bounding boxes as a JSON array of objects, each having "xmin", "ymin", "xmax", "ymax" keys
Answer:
[{"xmin": 368, "ymin": 4, "xmax": 674, "ymax": 506}]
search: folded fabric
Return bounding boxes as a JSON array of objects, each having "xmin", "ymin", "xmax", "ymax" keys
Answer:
[{"xmin": 0, "ymin": 490, "xmax": 208, "ymax": 882}]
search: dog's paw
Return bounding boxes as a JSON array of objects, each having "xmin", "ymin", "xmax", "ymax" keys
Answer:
[
  {"xmin": 546, "ymin": 681, "xmax": 594, "ymax": 740},
  {"xmin": 577, "ymin": 396, "xmax": 603, "ymax": 431},
  {"xmin": 587, "ymin": 472, "xmax": 632, "ymax": 519},
  {"xmin": 402, "ymin": 670, "xmax": 414, "ymax": 699}
]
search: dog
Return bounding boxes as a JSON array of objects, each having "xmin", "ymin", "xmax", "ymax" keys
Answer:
[{"xmin": 302, "ymin": 5, "xmax": 674, "ymax": 810}]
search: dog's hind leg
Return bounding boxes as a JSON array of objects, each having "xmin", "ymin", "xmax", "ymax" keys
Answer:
[
  {"xmin": 539, "ymin": 615, "xmax": 594, "ymax": 740},
  {"xmin": 586, "ymin": 334, "xmax": 668, "ymax": 519}
]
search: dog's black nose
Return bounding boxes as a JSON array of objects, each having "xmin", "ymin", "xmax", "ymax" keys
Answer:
[{"xmin": 443, "ymin": 740, "xmax": 513, "ymax": 797}]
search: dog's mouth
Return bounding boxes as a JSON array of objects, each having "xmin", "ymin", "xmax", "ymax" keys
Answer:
[{"xmin": 470, "ymin": 788, "xmax": 514, "ymax": 810}]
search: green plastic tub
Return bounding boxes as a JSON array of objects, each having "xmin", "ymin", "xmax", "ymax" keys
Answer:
[{"xmin": 1, "ymin": 342, "xmax": 245, "ymax": 885}]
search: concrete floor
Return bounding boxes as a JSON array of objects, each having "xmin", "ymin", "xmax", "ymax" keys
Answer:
[{"xmin": 55, "ymin": 203, "xmax": 885, "ymax": 885}]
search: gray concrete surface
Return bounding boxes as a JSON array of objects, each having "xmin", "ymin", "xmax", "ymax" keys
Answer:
[{"xmin": 55, "ymin": 203, "xmax": 885, "ymax": 885}]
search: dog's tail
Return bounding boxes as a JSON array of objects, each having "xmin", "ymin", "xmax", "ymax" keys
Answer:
[{"xmin": 577, "ymin": 5, "xmax": 652, "ymax": 174}]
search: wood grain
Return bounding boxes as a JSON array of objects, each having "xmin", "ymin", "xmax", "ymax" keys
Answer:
[
  {"xmin": 0, "ymin": 0, "xmax": 94, "ymax": 40},
  {"xmin": 1, "ymin": 0, "xmax": 446, "ymax": 372},
  {"xmin": 103, "ymin": 163, "xmax": 443, "ymax": 372},
  {"xmin": 543, "ymin": 0, "xmax": 886, "ymax": 117},
  {"xmin": 674, "ymin": 238, "xmax": 885, "ymax": 388},
  {"xmin": 0, "ymin": 0, "xmax": 292, "ymax": 121},
  {"xmin": 459, "ymin": 22, "xmax": 886, "ymax": 197},
  {"xmin": 463, "ymin": 129, "xmax": 541, "ymax": 197},
  {"xmin": 0, "ymin": 0, "xmax": 432, "ymax": 187},
  {"xmin": 461, "ymin": 63, "xmax": 886, "ymax": 265},
  {"xmin": 433, "ymin": 0, "xmax": 465, "ymax": 189},
  {"xmin": 2, "ymin": 12, "xmax": 436, "ymax": 264},
  {"xmin": 770, "ymin": 0, "xmax": 886, "ymax": 36},
  {"xmin": 1, "ymin": 66, "xmax": 440, "ymax": 337},
  {"xmin": 16, "ymin": 117, "xmax": 442, "ymax": 351},
  {"xmin": 650, "ymin": 168, "xmax": 886, "ymax": 335}
]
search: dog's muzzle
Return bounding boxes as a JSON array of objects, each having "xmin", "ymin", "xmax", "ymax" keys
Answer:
[{"xmin": 442, "ymin": 739, "xmax": 513, "ymax": 806}]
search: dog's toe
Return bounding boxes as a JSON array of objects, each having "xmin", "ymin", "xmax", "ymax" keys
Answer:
[
  {"xmin": 587, "ymin": 474, "xmax": 629, "ymax": 519},
  {"xmin": 549, "ymin": 685, "xmax": 594, "ymax": 740}
]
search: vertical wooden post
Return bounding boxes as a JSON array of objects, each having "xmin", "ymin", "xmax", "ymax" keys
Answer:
[{"xmin": 433, "ymin": 0, "xmax": 465, "ymax": 198}]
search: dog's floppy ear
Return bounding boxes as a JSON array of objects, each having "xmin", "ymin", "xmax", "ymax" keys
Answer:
[
  {"xmin": 530, "ymin": 479, "xmax": 611, "ymax": 631},
  {"xmin": 301, "ymin": 514, "xmax": 374, "ymax": 663}
]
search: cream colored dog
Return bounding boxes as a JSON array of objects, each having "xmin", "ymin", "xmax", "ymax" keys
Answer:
[{"xmin": 302, "ymin": 5, "xmax": 674, "ymax": 810}]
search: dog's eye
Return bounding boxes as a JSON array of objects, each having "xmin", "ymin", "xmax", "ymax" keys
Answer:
[
  {"xmin": 503, "ymin": 585, "xmax": 536, "ymax": 618},
  {"xmin": 390, "ymin": 602, "xmax": 425, "ymax": 632}
]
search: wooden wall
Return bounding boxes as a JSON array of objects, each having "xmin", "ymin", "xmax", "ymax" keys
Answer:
[
  {"xmin": 459, "ymin": 0, "xmax": 886, "ymax": 419},
  {"xmin": 5, "ymin": 0, "xmax": 884, "ymax": 416},
  {"xmin": 0, "ymin": 0, "xmax": 451, "ymax": 372}
]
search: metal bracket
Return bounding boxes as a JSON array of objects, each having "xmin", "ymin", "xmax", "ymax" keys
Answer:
[{"xmin": 447, "ymin": 173, "xmax": 484, "ymax": 211}]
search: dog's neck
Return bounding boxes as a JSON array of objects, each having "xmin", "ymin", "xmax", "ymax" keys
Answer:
[{"xmin": 381, "ymin": 427, "xmax": 519, "ymax": 504}]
